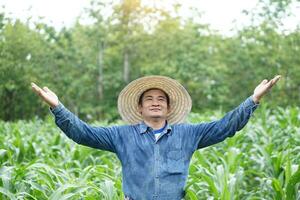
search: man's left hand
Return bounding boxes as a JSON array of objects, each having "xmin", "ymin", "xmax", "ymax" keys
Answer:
[{"xmin": 252, "ymin": 75, "xmax": 281, "ymax": 104}]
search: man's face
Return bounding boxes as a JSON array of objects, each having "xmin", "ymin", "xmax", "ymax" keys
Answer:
[{"xmin": 138, "ymin": 89, "xmax": 170, "ymax": 121}]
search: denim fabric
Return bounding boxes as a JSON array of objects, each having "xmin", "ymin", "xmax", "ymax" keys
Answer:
[{"xmin": 50, "ymin": 96, "xmax": 258, "ymax": 200}]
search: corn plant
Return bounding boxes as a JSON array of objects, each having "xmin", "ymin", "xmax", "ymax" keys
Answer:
[{"xmin": 0, "ymin": 106, "xmax": 299, "ymax": 199}]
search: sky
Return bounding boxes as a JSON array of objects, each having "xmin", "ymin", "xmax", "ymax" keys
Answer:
[{"xmin": 1, "ymin": 0, "xmax": 299, "ymax": 35}]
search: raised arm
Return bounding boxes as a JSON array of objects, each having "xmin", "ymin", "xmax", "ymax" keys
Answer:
[
  {"xmin": 31, "ymin": 82, "xmax": 118, "ymax": 153},
  {"xmin": 188, "ymin": 75, "xmax": 281, "ymax": 150}
]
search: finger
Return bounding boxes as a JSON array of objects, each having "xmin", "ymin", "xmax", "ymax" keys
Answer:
[
  {"xmin": 266, "ymin": 75, "xmax": 281, "ymax": 90},
  {"xmin": 273, "ymin": 75, "xmax": 281, "ymax": 82},
  {"xmin": 31, "ymin": 82, "xmax": 38, "ymax": 90},
  {"xmin": 31, "ymin": 83, "xmax": 48, "ymax": 99},
  {"xmin": 43, "ymin": 86, "xmax": 50, "ymax": 92},
  {"xmin": 270, "ymin": 75, "xmax": 281, "ymax": 85},
  {"xmin": 274, "ymin": 75, "xmax": 281, "ymax": 79},
  {"xmin": 31, "ymin": 82, "xmax": 43, "ymax": 94},
  {"xmin": 260, "ymin": 79, "xmax": 268, "ymax": 85},
  {"xmin": 43, "ymin": 87, "xmax": 56, "ymax": 96}
]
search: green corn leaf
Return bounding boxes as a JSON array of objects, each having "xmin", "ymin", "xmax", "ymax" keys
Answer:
[
  {"xmin": 286, "ymin": 166, "xmax": 300, "ymax": 200},
  {"xmin": 0, "ymin": 187, "xmax": 17, "ymax": 200},
  {"xmin": 272, "ymin": 178, "xmax": 284, "ymax": 200}
]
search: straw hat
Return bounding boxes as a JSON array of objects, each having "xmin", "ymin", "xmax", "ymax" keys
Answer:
[{"xmin": 117, "ymin": 75, "xmax": 192, "ymax": 124}]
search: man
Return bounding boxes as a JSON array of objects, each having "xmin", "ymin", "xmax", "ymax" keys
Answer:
[{"xmin": 31, "ymin": 75, "xmax": 281, "ymax": 200}]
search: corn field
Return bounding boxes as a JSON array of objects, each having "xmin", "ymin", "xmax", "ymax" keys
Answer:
[{"xmin": 0, "ymin": 106, "xmax": 299, "ymax": 200}]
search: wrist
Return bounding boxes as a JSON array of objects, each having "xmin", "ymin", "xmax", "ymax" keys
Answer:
[
  {"xmin": 49, "ymin": 100, "xmax": 59, "ymax": 109},
  {"xmin": 252, "ymin": 95, "xmax": 260, "ymax": 104}
]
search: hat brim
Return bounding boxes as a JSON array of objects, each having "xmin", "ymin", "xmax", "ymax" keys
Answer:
[{"xmin": 117, "ymin": 76, "xmax": 192, "ymax": 124}]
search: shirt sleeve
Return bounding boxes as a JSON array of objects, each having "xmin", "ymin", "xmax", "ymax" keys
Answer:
[
  {"xmin": 189, "ymin": 96, "xmax": 259, "ymax": 150},
  {"xmin": 49, "ymin": 102, "xmax": 118, "ymax": 153}
]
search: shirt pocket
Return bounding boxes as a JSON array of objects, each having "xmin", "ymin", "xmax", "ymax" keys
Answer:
[{"xmin": 166, "ymin": 149, "xmax": 184, "ymax": 174}]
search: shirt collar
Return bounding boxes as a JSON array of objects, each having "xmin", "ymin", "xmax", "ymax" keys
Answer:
[{"xmin": 138, "ymin": 121, "xmax": 172, "ymax": 135}]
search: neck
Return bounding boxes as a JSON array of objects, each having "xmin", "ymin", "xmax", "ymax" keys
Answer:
[{"xmin": 143, "ymin": 118, "xmax": 166, "ymax": 130}]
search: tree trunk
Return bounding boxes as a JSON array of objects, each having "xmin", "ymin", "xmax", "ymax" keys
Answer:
[
  {"xmin": 97, "ymin": 41, "xmax": 104, "ymax": 101},
  {"xmin": 96, "ymin": 41, "xmax": 105, "ymax": 119},
  {"xmin": 97, "ymin": 41, "xmax": 105, "ymax": 118},
  {"xmin": 123, "ymin": 49, "xmax": 130, "ymax": 83}
]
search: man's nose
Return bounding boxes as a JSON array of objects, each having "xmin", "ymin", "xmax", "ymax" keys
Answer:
[{"xmin": 152, "ymin": 99, "xmax": 159, "ymax": 106}]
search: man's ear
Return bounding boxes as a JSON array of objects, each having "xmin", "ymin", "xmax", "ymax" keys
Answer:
[{"xmin": 138, "ymin": 104, "xmax": 142, "ymax": 115}]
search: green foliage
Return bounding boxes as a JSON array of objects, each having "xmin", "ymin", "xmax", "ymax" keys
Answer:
[
  {"xmin": 0, "ymin": 118, "xmax": 123, "ymax": 199},
  {"xmin": 0, "ymin": 0, "xmax": 299, "ymax": 122},
  {"xmin": 0, "ymin": 106, "xmax": 299, "ymax": 199}
]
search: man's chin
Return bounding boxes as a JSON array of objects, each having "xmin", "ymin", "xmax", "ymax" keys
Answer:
[{"xmin": 149, "ymin": 115, "xmax": 163, "ymax": 119}]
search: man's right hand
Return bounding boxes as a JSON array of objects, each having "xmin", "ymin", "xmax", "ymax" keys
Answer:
[{"xmin": 31, "ymin": 82, "xmax": 59, "ymax": 109}]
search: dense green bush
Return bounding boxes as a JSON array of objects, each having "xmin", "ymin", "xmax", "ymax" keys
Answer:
[{"xmin": 0, "ymin": 0, "xmax": 299, "ymax": 122}]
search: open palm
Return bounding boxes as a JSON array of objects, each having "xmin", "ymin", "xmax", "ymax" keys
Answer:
[
  {"xmin": 31, "ymin": 83, "xmax": 59, "ymax": 108},
  {"xmin": 252, "ymin": 75, "xmax": 281, "ymax": 103}
]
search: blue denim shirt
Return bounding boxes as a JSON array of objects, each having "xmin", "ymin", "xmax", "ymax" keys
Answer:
[{"xmin": 50, "ymin": 96, "xmax": 258, "ymax": 200}]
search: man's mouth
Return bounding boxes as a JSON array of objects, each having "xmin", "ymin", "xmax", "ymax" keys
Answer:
[{"xmin": 150, "ymin": 108, "xmax": 161, "ymax": 111}]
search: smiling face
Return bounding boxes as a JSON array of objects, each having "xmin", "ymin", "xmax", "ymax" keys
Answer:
[{"xmin": 138, "ymin": 89, "xmax": 170, "ymax": 121}]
